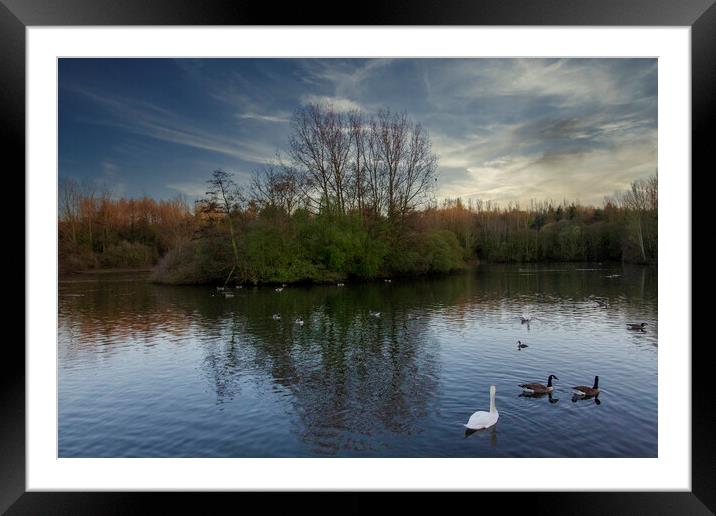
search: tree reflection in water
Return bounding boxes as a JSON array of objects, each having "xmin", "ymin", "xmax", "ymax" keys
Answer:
[{"xmin": 59, "ymin": 264, "xmax": 656, "ymax": 457}]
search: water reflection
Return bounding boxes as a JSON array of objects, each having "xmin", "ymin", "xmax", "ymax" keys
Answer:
[
  {"xmin": 572, "ymin": 394, "xmax": 602, "ymax": 405},
  {"xmin": 519, "ymin": 392, "xmax": 560, "ymax": 404},
  {"xmin": 235, "ymin": 306, "xmax": 440, "ymax": 454},
  {"xmin": 59, "ymin": 263, "xmax": 656, "ymax": 457},
  {"xmin": 464, "ymin": 425, "xmax": 498, "ymax": 448}
]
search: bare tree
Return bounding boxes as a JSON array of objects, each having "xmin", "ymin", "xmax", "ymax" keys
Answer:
[
  {"xmin": 79, "ymin": 180, "xmax": 97, "ymax": 251},
  {"xmin": 347, "ymin": 110, "xmax": 367, "ymax": 215},
  {"xmin": 364, "ymin": 115, "xmax": 387, "ymax": 217},
  {"xmin": 375, "ymin": 110, "xmax": 407, "ymax": 218},
  {"xmin": 203, "ymin": 169, "xmax": 242, "ymax": 285},
  {"xmin": 288, "ymin": 104, "xmax": 334, "ymax": 214},
  {"xmin": 59, "ymin": 177, "xmax": 100, "ymax": 250},
  {"xmin": 250, "ymin": 163, "xmax": 304, "ymax": 215},
  {"xmin": 288, "ymin": 104, "xmax": 438, "ymax": 221},
  {"xmin": 321, "ymin": 107, "xmax": 352, "ymax": 214},
  {"xmin": 59, "ymin": 177, "xmax": 81, "ymax": 246},
  {"xmin": 618, "ymin": 173, "xmax": 658, "ymax": 263},
  {"xmin": 395, "ymin": 120, "xmax": 438, "ymax": 219}
]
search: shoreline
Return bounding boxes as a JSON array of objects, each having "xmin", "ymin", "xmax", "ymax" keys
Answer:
[
  {"xmin": 59, "ymin": 259, "xmax": 655, "ymax": 286},
  {"xmin": 62, "ymin": 267, "xmax": 155, "ymax": 275}
]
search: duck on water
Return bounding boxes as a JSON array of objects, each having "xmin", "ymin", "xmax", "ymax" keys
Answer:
[{"xmin": 519, "ymin": 374, "xmax": 558, "ymax": 394}]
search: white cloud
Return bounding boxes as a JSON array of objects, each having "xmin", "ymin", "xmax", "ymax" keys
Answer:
[
  {"xmin": 167, "ymin": 181, "xmax": 210, "ymax": 197},
  {"xmin": 63, "ymin": 59, "xmax": 657, "ymax": 205},
  {"xmin": 235, "ymin": 112, "xmax": 290, "ymax": 123},
  {"xmin": 300, "ymin": 95, "xmax": 362, "ymax": 112},
  {"xmin": 436, "ymin": 135, "xmax": 656, "ymax": 206}
]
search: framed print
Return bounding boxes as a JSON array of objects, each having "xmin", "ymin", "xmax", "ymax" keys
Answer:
[{"xmin": 4, "ymin": 0, "xmax": 711, "ymax": 513}]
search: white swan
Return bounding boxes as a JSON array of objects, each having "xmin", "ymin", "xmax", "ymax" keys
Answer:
[{"xmin": 464, "ymin": 385, "xmax": 499, "ymax": 430}]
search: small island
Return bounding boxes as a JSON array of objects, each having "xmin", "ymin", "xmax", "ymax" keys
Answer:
[{"xmin": 59, "ymin": 104, "xmax": 657, "ymax": 286}]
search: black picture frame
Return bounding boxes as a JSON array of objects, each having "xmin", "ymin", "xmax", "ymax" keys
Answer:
[{"xmin": 4, "ymin": 1, "xmax": 710, "ymax": 513}]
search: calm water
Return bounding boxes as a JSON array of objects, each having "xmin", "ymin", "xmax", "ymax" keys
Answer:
[{"xmin": 58, "ymin": 264, "xmax": 657, "ymax": 457}]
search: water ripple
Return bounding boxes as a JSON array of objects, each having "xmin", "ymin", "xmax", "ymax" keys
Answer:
[{"xmin": 59, "ymin": 265, "xmax": 657, "ymax": 457}]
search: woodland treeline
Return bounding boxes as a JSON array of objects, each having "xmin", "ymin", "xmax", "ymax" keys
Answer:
[
  {"xmin": 58, "ymin": 181, "xmax": 191, "ymax": 271},
  {"xmin": 58, "ymin": 104, "xmax": 658, "ymax": 283}
]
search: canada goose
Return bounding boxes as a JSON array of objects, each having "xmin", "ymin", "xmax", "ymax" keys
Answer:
[
  {"xmin": 519, "ymin": 374, "xmax": 558, "ymax": 394},
  {"xmin": 295, "ymin": 317, "xmax": 304, "ymax": 326},
  {"xmin": 627, "ymin": 322, "xmax": 647, "ymax": 330},
  {"xmin": 369, "ymin": 311, "xmax": 381, "ymax": 318},
  {"xmin": 573, "ymin": 376, "xmax": 600, "ymax": 397},
  {"xmin": 464, "ymin": 385, "xmax": 499, "ymax": 430},
  {"xmin": 272, "ymin": 314, "xmax": 281, "ymax": 321},
  {"xmin": 517, "ymin": 340, "xmax": 528, "ymax": 349},
  {"xmin": 275, "ymin": 287, "xmax": 284, "ymax": 292}
]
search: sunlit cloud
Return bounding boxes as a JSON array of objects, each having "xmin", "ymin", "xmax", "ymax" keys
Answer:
[
  {"xmin": 167, "ymin": 181, "xmax": 210, "ymax": 197},
  {"xmin": 300, "ymin": 94, "xmax": 363, "ymax": 112},
  {"xmin": 60, "ymin": 58, "xmax": 657, "ymax": 204}
]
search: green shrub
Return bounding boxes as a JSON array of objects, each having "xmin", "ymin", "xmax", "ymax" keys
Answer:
[
  {"xmin": 99, "ymin": 241, "xmax": 158, "ymax": 268},
  {"xmin": 425, "ymin": 230, "xmax": 465, "ymax": 272},
  {"xmin": 150, "ymin": 237, "xmax": 232, "ymax": 285}
]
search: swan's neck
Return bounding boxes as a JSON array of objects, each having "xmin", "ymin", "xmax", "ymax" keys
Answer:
[{"xmin": 489, "ymin": 391, "xmax": 496, "ymax": 413}]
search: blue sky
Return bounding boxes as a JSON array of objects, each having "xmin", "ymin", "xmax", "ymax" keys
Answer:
[{"xmin": 59, "ymin": 58, "xmax": 657, "ymax": 206}]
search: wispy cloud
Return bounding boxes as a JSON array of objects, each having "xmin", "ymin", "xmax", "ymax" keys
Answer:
[
  {"xmin": 300, "ymin": 94, "xmax": 362, "ymax": 112},
  {"xmin": 68, "ymin": 86, "xmax": 278, "ymax": 165},
  {"xmin": 235, "ymin": 112, "xmax": 290, "ymax": 123},
  {"xmin": 167, "ymin": 181, "xmax": 210, "ymax": 197},
  {"xmin": 60, "ymin": 58, "xmax": 657, "ymax": 205},
  {"xmin": 89, "ymin": 159, "xmax": 126, "ymax": 197}
]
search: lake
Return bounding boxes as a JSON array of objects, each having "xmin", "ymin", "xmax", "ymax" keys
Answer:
[{"xmin": 58, "ymin": 263, "xmax": 657, "ymax": 457}]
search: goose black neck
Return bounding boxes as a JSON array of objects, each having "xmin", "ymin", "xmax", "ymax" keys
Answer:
[
  {"xmin": 593, "ymin": 376, "xmax": 599, "ymax": 389},
  {"xmin": 547, "ymin": 375, "xmax": 554, "ymax": 387}
]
